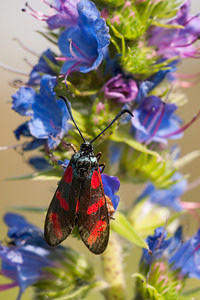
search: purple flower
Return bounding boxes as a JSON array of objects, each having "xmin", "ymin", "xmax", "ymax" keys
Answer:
[
  {"xmin": 131, "ymin": 96, "xmax": 183, "ymax": 145},
  {"xmin": 12, "ymin": 75, "xmax": 70, "ymax": 149},
  {"xmin": 58, "ymin": 0, "xmax": 110, "ymax": 76},
  {"xmin": 0, "ymin": 213, "xmax": 63, "ymax": 300},
  {"xmin": 23, "ymin": 0, "xmax": 79, "ymax": 30},
  {"xmin": 104, "ymin": 74, "xmax": 138, "ymax": 103},
  {"xmin": 148, "ymin": 0, "xmax": 200, "ymax": 58},
  {"xmin": 137, "ymin": 172, "xmax": 187, "ymax": 211},
  {"xmin": 27, "ymin": 49, "xmax": 59, "ymax": 86},
  {"xmin": 102, "ymin": 174, "xmax": 120, "ymax": 211}
]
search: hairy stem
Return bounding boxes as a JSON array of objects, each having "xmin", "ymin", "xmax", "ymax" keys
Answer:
[{"xmin": 101, "ymin": 232, "xmax": 127, "ymax": 300}]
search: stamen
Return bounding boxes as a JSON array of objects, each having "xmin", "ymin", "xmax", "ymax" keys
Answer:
[
  {"xmin": 151, "ymin": 103, "xmax": 166, "ymax": 137},
  {"xmin": 0, "ymin": 62, "xmax": 29, "ymax": 76},
  {"xmin": 50, "ymin": 120, "xmax": 60, "ymax": 131},
  {"xmin": 194, "ymin": 242, "xmax": 200, "ymax": 253},
  {"xmin": 69, "ymin": 39, "xmax": 91, "ymax": 62},
  {"xmin": 55, "ymin": 57, "xmax": 74, "ymax": 61},
  {"xmin": 24, "ymin": 58, "xmax": 34, "ymax": 68},
  {"xmin": 25, "ymin": 2, "xmax": 49, "ymax": 18},
  {"xmin": 0, "ymin": 282, "xmax": 18, "ymax": 291},
  {"xmin": 186, "ymin": 177, "xmax": 200, "ymax": 192},
  {"xmin": 175, "ymin": 36, "xmax": 199, "ymax": 48},
  {"xmin": 13, "ymin": 38, "xmax": 39, "ymax": 57},
  {"xmin": 63, "ymin": 61, "xmax": 82, "ymax": 87},
  {"xmin": 68, "ymin": 39, "xmax": 79, "ymax": 60},
  {"xmin": 181, "ymin": 201, "xmax": 200, "ymax": 210},
  {"xmin": 146, "ymin": 104, "xmax": 163, "ymax": 133},
  {"xmin": 178, "ymin": 80, "xmax": 199, "ymax": 88},
  {"xmin": 183, "ymin": 13, "xmax": 200, "ymax": 27},
  {"xmin": 155, "ymin": 218, "xmax": 169, "ymax": 251},
  {"xmin": 163, "ymin": 110, "xmax": 200, "ymax": 138},
  {"xmin": 22, "ymin": 9, "xmax": 46, "ymax": 21},
  {"xmin": 0, "ymin": 143, "xmax": 24, "ymax": 150},
  {"xmin": 176, "ymin": 72, "xmax": 200, "ymax": 79},
  {"xmin": 142, "ymin": 109, "xmax": 153, "ymax": 126},
  {"xmin": 40, "ymin": 0, "xmax": 58, "ymax": 11}
]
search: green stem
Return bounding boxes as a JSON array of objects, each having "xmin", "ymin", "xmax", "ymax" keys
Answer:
[{"xmin": 101, "ymin": 233, "xmax": 128, "ymax": 300}]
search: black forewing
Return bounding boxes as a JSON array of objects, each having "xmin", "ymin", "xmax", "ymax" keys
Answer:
[
  {"xmin": 77, "ymin": 167, "xmax": 109, "ymax": 254},
  {"xmin": 44, "ymin": 163, "xmax": 80, "ymax": 246}
]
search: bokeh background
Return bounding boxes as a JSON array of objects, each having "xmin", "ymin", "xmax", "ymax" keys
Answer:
[{"xmin": 0, "ymin": 1, "xmax": 200, "ymax": 299}]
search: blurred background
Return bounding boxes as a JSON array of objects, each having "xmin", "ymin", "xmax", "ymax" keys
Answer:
[{"xmin": 0, "ymin": 1, "xmax": 200, "ymax": 299}]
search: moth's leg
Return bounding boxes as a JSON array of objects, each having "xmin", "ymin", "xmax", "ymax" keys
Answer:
[
  {"xmin": 44, "ymin": 144, "xmax": 59, "ymax": 165},
  {"xmin": 96, "ymin": 152, "xmax": 102, "ymax": 162},
  {"xmin": 58, "ymin": 137, "xmax": 77, "ymax": 153},
  {"xmin": 99, "ymin": 163, "xmax": 105, "ymax": 173}
]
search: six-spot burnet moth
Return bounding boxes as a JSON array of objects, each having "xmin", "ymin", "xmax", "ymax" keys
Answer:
[{"xmin": 44, "ymin": 96, "xmax": 133, "ymax": 254}]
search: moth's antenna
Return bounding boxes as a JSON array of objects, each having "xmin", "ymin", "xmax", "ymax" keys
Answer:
[
  {"xmin": 90, "ymin": 109, "xmax": 133, "ymax": 144},
  {"xmin": 59, "ymin": 95, "xmax": 86, "ymax": 143}
]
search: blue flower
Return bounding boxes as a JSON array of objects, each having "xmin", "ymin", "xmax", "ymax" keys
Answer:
[
  {"xmin": 169, "ymin": 228, "xmax": 200, "ymax": 279},
  {"xmin": 102, "ymin": 174, "xmax": 120, "ymax": 211},
  {"xmin": 131, "ymin": 96, "xmax": 183, "ymax": 145},
  {"xmin": 0, "ymin": 213, "xmax": 63, "ymax": 300},
  {"xmin": 58, "ymin": 0, "xmax": 110, "ymax": 76},
  {"xmin": 109, "ymin": 143, "xmax": 122, "ymax": 164},
  {"xmin": 141, "ymin": 225, "xmax": 200, "ymax": 280},
  {"xmin": 137, "ymin": 172, "xmax": 187, "ymax": 211},
  {"xmin": 12, "ymin": 75, "xmax": 70, "ymax": 149},
  {"xmin": 141, "ymin": 227, "xmax": 172, "ymax": 266},
  {"xmin": 28, "ymin": 157, "xmax": 53, "ymax": 171},
  {"xmin": 136, "ymin": 62, "xmax": 178, "ymax": 103},
  {"xmin": 27, "ymin": 49, "xmax": 59, "ymax": 86}
]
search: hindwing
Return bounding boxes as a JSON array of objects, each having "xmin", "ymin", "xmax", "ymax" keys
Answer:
[
  {"xmin": 44, "ymin": 163, "xmax": 80, "ymax": 246},
  {"xmin": 77, "ymin": 167, "xmax": 109, "ymax": 254}
]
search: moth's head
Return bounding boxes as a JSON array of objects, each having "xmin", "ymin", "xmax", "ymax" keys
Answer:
[{"xmin": 80, "ymin": 141, "xmax": 94, "ymax": 154}]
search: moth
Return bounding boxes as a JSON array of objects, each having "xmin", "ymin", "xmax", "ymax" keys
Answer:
[{"xmin": 44, "ymin": 96, "xmax": 133, "ymax": 254}]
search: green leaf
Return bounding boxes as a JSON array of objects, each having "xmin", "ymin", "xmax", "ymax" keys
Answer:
[
  {"xmin": 111, "ymin": 212, "xmax": 148, "ymax": 249},
  {"xmin": 174, "ymin": 150, "xmax": 200, "ymax": 169},
  {"xmin": 98, "ymin": 0, "xmax": 125, "ymax": 7},
  {"xmin": 42, "ymin": 54, "xmax": 61, "ymax": 75},
  {"xmin": 124, "ymin": 152, "xmax": 177, "ymax": 188},
  {"xmin": 36, "ymin": 30, "xmax": 58, "ymax": 45},
  {"xmin": 110, "ymin": 130, "xmax": 159, "ymax": 157},
  {"xmin": 129, "ymin": 198, "xmax": 184, "ymax": 237},
  {"xmin": 181, "ymin": 287, "xmax": 200, "ymax": 298},
  {"xmin": 150, "ymin": 0, "xmax": 183, "ymax": 20},
  {"xmin": 6, "ymin": 170, "xmax": 61, "ymax": 181},
  {"xmin": 110, "ymin": 4, "xmax": 145, "ymax": 40},
  {"xmin": 11, "ymin": 206, "xmax": 46, "ymax": 213}
]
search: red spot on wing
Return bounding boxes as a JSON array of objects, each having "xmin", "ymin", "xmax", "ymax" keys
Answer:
[
  {"xmin": 76, "ymin": 199, "xmax": 80, "ymax": 214},
  {"xmin": 64, "ymin": 165, "xmax": 73, "ymax": 183},
  {"xmin": 87, "ymin": 220, "xmax": 107, "ymax": 245},
  {"xmin": 91, "ymin": 170, "xmax": 100, "ymax": 189},
  {"xmin": 87, "ymin": 197, "xmax": 105, "ymax": 215},
  {"xmin": 56, "ymin": 190, "xmax": 69, "ymax": 211},
  {"xmin": 49, "ymin": 212, "xmax": 63, "ymax": 239}
]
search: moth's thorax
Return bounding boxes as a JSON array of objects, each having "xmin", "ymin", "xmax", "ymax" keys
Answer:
[{"xmin": 71, "ymin": 142, "xmax": 97, "ymax": 179}]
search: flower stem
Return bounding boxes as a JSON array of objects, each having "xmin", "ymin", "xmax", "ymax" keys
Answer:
[{"xmin": 101, "ymin": 232, "xmax": 127, "ymax": 300}]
